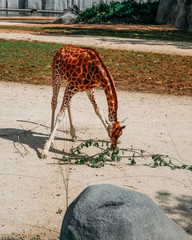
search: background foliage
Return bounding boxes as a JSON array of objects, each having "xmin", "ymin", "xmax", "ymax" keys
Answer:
[{"xmin": 77, "ymin": 0, "xmax": 160, "ymax": 24}]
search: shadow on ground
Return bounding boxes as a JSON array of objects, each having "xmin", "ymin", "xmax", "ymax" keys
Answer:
[
  {"xmin": 0, "ymin": 127, "xmax": 72, "ymax": 158},
  {"xmin": 155, "ymin": 191, "xmax": 192, "ymax": 236}
]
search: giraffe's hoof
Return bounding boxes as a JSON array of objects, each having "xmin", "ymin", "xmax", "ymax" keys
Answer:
[
  {"xmin": 40, "ymin": 151, "xmax": 48, "ymax": 159},
  {"xmin": 72, "ymin": 136, "xmax": 77, "ymax": 142},
  {"xmin": 51, "ymin": 142, "xmax": 54, "ymax": 148}
]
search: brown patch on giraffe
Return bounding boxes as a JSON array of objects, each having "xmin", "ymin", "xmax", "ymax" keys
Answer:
[
  {"xmin": 75, "ymin": 67, "xmax": 81, "ymax": 74},
  {"xmin": 77, "ymin": 78, "xmax": 82, "ymax": 84},
  {"xmin": 83, "ymin": 79, "xmax": 89, "ymax": 85}
]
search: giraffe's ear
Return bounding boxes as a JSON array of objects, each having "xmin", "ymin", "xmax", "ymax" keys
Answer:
[
  {"xmin": 122, "ymin": 125, "xmax": 126, "ymax": 129},
  {"xmin": 105, "ymin": 119, "xmax": 112, "ymax": 129},
  {"xmin": 120, "ymin": 117, "xmax": 128, "ymax": 124}
]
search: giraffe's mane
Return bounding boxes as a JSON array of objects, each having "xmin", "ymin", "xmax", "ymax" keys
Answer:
[{"xmin": 84, "ymin": 47, "xmax": 118, "ymax": 117}]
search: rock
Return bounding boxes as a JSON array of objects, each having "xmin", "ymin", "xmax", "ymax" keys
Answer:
[
  {"xmin": 53, "ymin": 6, "xmax": 79, "ymax": 24},
  {"xmin": 53, "ymin": 10, "xmax": 78, "ymax": 24},
  {"xmin": 187, "ymin": 4, "xmax": 192, "ymax": 31},
  {"xmin": 156, "ymin": 0, "xmax": 192, "ymax": 31},
  {"xmin": 155, "ymin": 0, "xmax": 176, "ymax": 24},
  {"xmin": 60, "ymin": 184, "xmax": 190, "ymax": 240}
]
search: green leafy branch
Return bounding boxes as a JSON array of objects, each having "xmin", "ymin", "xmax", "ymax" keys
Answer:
[{"xmin": 61, "ymin": 139, "xmax": 192, "ymax": 170}]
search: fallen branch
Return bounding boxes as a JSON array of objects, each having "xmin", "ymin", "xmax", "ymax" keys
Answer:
[{"xmin": 60, "ymin": 139, "xmax": 192, "ymax": 171}]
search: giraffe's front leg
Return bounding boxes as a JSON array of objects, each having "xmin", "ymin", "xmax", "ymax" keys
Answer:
[
  {"xmin": 50, "ymin": 139, "xmax": 55, "ymax": 148},
  {"xmin": 86, "ymin": 89, "xmax": 108, "ymax": 133},
  {"xmin": 40, "ymin": 84, "xmax": 78, "ymax": 159},
  {"xmin": 40, "ymin": 113, "xmax": 63, "ymax": 159}
]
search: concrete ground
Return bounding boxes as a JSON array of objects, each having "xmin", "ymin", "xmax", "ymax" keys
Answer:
[{"xmin": 0, "ymin": 81, "xmax": 192, "ymax": 239}]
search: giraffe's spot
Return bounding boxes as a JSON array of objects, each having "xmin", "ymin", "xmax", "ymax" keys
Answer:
[
  {"xmin": 68, "ymin": 85, "xmax": 75, "ymax": 91},
  {"xmin": 66, "ymin": 71, "xmax": 70, "ymax": 78},
  {"xmin": 77, "ymin": 58, "xmax": 82, "ymax": 66},
  {"xmin": 75, "ymin": 67, "xmax": 81, "ymax": 74},
  {"xmin": 86, "ymin": 73, "xmax": 91, "ymax": 80},
  {"xmin": 68, "ymin": 59, "xmax": 73, "ymax": 64},
  {"xmin": 88, "ymin": 62, "xmax": 92, "ymax": 70},
  {"xmin": 82, "ymin": 64, "xmax": 87, "ymax": 73},
  {"xmin": 91, "ymin": 80, "xmax": 97, "ymax": 85},
  {"xmin": 66, "ymin": 65, "xmax": 70, "ymax": 71},
  {"xmin": 91, "ymin": 66, "xmax": 95, "ymax": 72},
  {"xmin": 73, "ymin": 81, "xmax": 78, "ymax": 86},
  {"xmin": 77, "ymin": 78, "xmax": 82, "ymax": 84},
  {"xmin": 83, "ymin": 79, "xmax": 89, "ymax": 85},
  {"xmin": 56, "ymin": 59, "xmax": 60, "ymax": 64},
  {"xmin": 73, "ymin": 54, "xmax": 79, "ymax": 58},
  {"xmin": 72, "ymin": 71, "xmax": 78, "ymax": 78},
  {"xmin": 106, "ymin": 85, "xmax": 111, "ymax": 92},
  {"xmin": 95, "ymin": 66, "xmax": 100, "ymax": 74},
  {"xmin": 82, "ymin": 72, "xmax": 86, "ymax": 78},
  {"xmin": 95, "ymin": 74, "xmax": 100, "ymax": 81},
  {"xmin": 72, "ymin": 59, "xmax": 78, "ymax": 65}
]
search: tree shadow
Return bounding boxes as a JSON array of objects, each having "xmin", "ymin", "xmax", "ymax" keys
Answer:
[
  {"xmin": 33, "ymin": 29, "xmax": 192, "ymax": 52},
  {"xmin": 41, "ymin": 26, "xmax": 192, "ymax": 43},
  {"xmin": 155, "ymin": 191, "xmax": 192, "ymax": 236},
  {"xmin": 98, "ymin": 37, "xmax": 192, "ymax": 50}
]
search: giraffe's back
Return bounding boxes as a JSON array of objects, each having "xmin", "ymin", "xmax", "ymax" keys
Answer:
[{"xmin": 52, "ymin": 45, "xmax": 111, "ymax": 92}]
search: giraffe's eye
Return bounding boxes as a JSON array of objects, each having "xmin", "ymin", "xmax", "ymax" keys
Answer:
[{"xmin": 117, "ymin": 127, "xmax": 120, "ymax": 130}]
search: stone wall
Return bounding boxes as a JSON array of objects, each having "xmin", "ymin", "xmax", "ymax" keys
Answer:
[{"xmin": 0, "ymin": 0, "xmax": 125, "ymax": 13}]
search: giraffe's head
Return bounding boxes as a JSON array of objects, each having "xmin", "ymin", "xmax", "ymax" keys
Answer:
[{"xmin": 108, "ymin": 121, "xmax": 125, "ymax": 151}]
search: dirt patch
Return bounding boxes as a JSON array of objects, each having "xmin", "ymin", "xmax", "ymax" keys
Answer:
[{"xmin": 0, "ymin": 81, "xmax": 192, "ymax": 239}]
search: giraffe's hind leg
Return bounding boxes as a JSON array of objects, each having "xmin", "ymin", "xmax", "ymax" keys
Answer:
[{"xmin": 67, "ymin": 102, "xmax": 77, "ymax": 141}]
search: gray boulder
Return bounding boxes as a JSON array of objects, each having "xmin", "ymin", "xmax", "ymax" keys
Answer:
[
  {"xmin": 188, "ymin": 4, "xmax": 192, "ymax": 31},
  {"xmin": 53, "ymin": 6, "xmax": 79, "ymax": 24},
  {"xmin": 60, "ymin": 184, "xmax": 190, "ymax": 240},
  {"xmin": 155, "ymin": 0, "xmax": 176, "ymax": 24},
  {"xmin": 156, "ymin": 0, "xmax": 192, "ymax": 31}
]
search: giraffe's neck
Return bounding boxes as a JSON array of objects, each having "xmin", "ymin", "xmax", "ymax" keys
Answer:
[
  {"xmin": 104, "ymin": 80, "xmax": 118, "ymax": 123},
  {"xmin": 91, "ymin": 49, "xmax": 118, "ymax": 123}
]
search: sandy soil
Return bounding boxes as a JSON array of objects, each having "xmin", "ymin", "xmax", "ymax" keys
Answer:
[{"xmin": 0, "ymin": 20, "xmax": 192, "ymax": 239}]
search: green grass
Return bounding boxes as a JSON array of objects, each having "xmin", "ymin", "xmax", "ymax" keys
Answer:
[
  {"xmin": 0, "ymin": 40, "xmax": 63, "ymax": 84},
  {"xmin": 0, "ymin": 39, "xmax": 191, "ymax": 96},
  {"xmin": 0, "ymin": 25, "xmax": 192, "ymax": 42}
]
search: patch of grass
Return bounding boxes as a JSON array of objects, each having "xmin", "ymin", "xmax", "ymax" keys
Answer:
[
  {"xmin": 0, "ymin": 40, "xmax": 63, "ymax": 85},
  {"xmin": 0, "ymin": 39, "xmax": 191, "ymax": 96},
  {"xmin": 0, "ymin": 25, "xmax": 192, "ymax": 42}
]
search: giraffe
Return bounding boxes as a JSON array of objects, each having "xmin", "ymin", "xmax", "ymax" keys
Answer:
[{"xmin": 40, "ymin": 45, "xmax": 125, "ymax": 159}]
